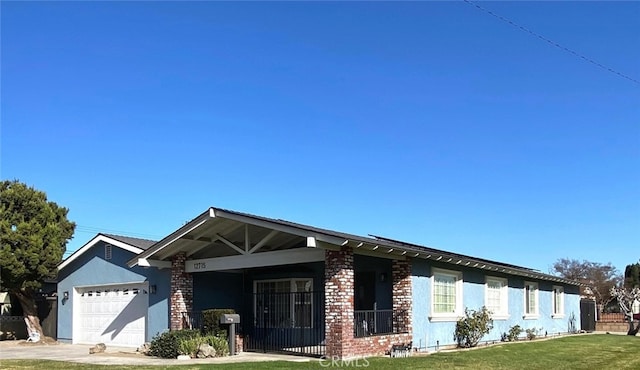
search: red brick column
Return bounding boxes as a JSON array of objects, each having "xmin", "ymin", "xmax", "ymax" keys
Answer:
[
  {"xmin": 170, "ymin": 252, "xmax": 193, "ymax": 330},
  {"xmin": 392, "ymin": 258, "xmax": 412, "ymax": 334},
  {"xmin": 325, "ymin": 246, "xmax": 355, "ymax": 358}
]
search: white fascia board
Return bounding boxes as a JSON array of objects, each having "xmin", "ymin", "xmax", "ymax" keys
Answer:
[
  {"xmin": 127, "ymin": 208, "xmax": 215, "ymax": 267},
  {"xmin": 185, "ymin": 248, "xmax": 325, "ymax": 273},
  {"xmin": 58, "ymin": 234, "xmax": 144, "ymax": 271},
  {"xmin": 137, "ymin": 258, "xmax": 172, "ymax": 269}
]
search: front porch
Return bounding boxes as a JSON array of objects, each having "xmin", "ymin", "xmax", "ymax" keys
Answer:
[
  {"xmin": 131, "ymin": 208, "xmax": 413, "ymax": 358},
  {"xmin": 178, "ymin": 253, "xmax": 412, "ymax": 358}
]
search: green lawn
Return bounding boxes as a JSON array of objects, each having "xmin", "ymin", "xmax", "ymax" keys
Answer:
[{"xmin": 2, "ymin": 334, "xmax": 639, "ymax": 370}]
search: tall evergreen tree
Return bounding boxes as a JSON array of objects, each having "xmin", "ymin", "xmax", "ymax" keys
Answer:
[
  {"xmin": 0, "ymin": 180, "xmax": 75, "ymax": 340},
  {"xmin": 623, "ymin": 263, "xmax": 640, "ymax": 289}
]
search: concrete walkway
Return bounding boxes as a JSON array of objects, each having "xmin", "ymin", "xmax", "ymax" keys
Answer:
[{"xmin": 0, "ymin": 340, "xmax": 315, "ymax": 366}]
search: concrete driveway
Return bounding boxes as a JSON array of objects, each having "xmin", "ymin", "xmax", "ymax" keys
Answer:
[{"xmin": 0, "ymin": 340, "xmax": 314, "ymax": 366}]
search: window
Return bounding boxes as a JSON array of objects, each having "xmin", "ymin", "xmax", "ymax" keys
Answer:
[
  {"xmin": 105, "ymin": 244, "xmax": 112, "ymax": 260},
  {"xmin": 430, "ymin": 268, "xmax": 463, "ymax": 321},
  {"xmin": 552, "ymin": 286, "xmax": 564, "ymax": 318},
  {"xmin": 524, "ymin": 282, "xmax": 539, "ymax": 318},
  {"xmin": 485, "ymin": 277, "xmax": 508, "ymax": 319},
  {"xmin": 254, "ymin": 279, "xmax": 313, "ymax": 328}
]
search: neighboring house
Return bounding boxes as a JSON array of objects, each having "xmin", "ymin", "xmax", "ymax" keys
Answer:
[
  {"xmin": 126, "ymin": 207, "xmax": 581, "ymax": 358},
  {"xmin": 57, "ymin": 234, "xmax": 171, "ymax": 347}
]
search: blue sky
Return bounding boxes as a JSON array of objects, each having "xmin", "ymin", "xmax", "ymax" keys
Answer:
[{"xmin": 2, "ymin": 1, "xmax": 638, "ymax": 275}]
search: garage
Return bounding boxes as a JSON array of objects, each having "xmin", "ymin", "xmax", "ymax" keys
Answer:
[{"xmin": 74, "ymin": 282, "xmax": 148, "ymax": 347}]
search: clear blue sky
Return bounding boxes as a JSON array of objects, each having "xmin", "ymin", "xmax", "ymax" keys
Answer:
[{"xmin": 2, "ymin": 1, "xmax": 638, "ymax": 275}]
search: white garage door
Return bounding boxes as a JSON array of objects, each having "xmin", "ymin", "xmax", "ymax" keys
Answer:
[{"xmin": 75, "ymin": 283, "xmax": 147, "ymax": 347}]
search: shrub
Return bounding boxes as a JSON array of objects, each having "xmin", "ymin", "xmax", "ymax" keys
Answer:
[
  {"xmin": 202, "ymin": 308, "xmax": 236, "ymax": 335},
  {"xmin": 454, "ymin": 306, "xmax": 494, "ymax": 348},
  {"xmin": 506, "ymin": 325, "xmax": 523, "ymax": 341},
  {"xmin": 149, "ymin": 329, "xmax": 200, "ymax": 358},
  {"xmin": 178, "ymin": 336, "xmax": 203, "ymax": 357},
  {"xmin": 526, "ymin": 327, "xmax": 541, "ymax": 340},
  {"xmin": 204, "ymin": 333, "xmax": 230, "ymax": 357}
]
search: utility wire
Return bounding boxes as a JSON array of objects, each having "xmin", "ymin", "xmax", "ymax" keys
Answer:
[
  {"xmin": 64, "ymin": 226, "xmax": 163, "ymax": 256},
  {"xmin": 463, "ymin": 0, "xmax": 640, "ymax": 86}
]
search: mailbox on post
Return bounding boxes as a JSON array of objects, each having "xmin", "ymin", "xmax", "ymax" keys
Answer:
[{"xmin": 220, "ymin": 314, "xmax": 240, "ymax": 355}]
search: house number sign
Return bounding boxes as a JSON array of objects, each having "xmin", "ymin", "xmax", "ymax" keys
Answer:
[{"xmin": 193, "ymin": 262, "xmax": 206, "ymax": 270}]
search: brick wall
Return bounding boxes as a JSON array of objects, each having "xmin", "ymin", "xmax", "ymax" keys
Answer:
[
  {"xmin": 392, "ymin": 259, "xmax": 412, "ymax": 334},
  {"xmin": 170, "ymin": 252, "xmax": 193, "ymax": 330},
  {"xmin": 325, "ymin": 247, "xmax": 413, "ymax": 359},
  {"xmin": 596, "ymin": 321, "xmax": 637, "ymax": 333},
  {"xmin": 351, "ymin": 333, "xmax": 412, "ymax": 356},
  {"xmin": 325, "ymin": 246, "xmax": 355, "ymax": 358}
]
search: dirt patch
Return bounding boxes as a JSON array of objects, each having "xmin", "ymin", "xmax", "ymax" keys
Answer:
[{"xmin": 15, "ymin": 337, "xmax": 59, "ymax": 346}]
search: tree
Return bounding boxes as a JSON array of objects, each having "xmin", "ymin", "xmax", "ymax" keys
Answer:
[
  {"xmin": 624, "ymin": 263, "xmax": 640, "ymax": 289},
  {"xmin": 552, "ymin": 258, "xmax": 622, "ymax": 310},
  {"xmin": 610, "ymin": 286, "xmax": 640, "ymax": 335},
  {"xmin": 0, "ymin": 180, "xmax": 75, "ymax": 340}
]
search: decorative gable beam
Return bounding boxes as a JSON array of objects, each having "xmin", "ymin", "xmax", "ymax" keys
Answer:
[
  {"xmin": 248, "ymin": 230, "xmax": 279, "ymax": 254},
  {"xmin": 215, "ymin": 233, "xmax": 247, "ymax": 255},
  {"xmin": 185, "ymin": 248, "xmax": 325, "ymax": 273}
]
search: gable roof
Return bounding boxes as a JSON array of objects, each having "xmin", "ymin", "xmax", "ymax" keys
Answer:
[
  {"xmin": 102, "ymin": 234, "xmax": 157, "ymax": 250},
  {"xmin": 58, "ymin": 233, "xmax": 157, "ymax": 271},
  {"xmin": 129, "ymin": 207, "xmax": 580, "ymax": 286}
]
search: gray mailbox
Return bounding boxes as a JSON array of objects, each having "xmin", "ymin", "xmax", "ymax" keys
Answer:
[
  {"xmin": 220, "ymin": 314, "xmax": 240, "ymax": 355},
  {"xmin": 220, "ymin": 314, "xmax": 240, "ymax": 324}
]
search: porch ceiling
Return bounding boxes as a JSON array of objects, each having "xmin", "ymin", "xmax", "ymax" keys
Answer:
[{"xmin": 152, "ymin": 217, "xmax": 306, "ymax": 261}]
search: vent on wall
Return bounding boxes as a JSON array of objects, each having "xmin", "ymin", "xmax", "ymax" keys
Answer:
[{"xmin": 105, "ymin": 244, "xmax": 112, "ymax": 260}]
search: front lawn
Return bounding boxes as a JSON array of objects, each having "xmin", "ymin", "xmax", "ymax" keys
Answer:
[{"xmin": 2, "ymin": 334, "xmax": 639, "ymax": 369}]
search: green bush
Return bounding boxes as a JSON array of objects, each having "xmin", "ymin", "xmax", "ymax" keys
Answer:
[
  {"xmin": 504, "ymin": 325, "xmax": 523, "ymax": 342},
  {"xmin": 454, "ymin": 306, "xmax": 494, "ymax": 348},
  {"xmin": 178, "ymin": 336, "xmax": 203, "ymax": 357},
  {"xmin": 204, "ymin": 333, "xmax": 230, "ymax": 357},
  {"xmin": 202, "ymin": 308, "xmax": 236, "ymax": 335},
  {"xmin": 149, "ymin": 329, "xmax": 200, "ymax": 358},
  {"xmin": 526, "ymin": 327, "xmax": 541, "ymax": 340}
]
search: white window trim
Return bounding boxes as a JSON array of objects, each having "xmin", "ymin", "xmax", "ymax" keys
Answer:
[
  {"xmin": 523, "ymin": 281, "xmax": 539, "ymax": 319},
  {"xmin": 253, "ymin": 278, "xmax": 314, "ymax": 328},
  {"xmin": 552, "ymin": 285, "xmax": 565, "ymax": 318},
  {"xmin": 429, "ymin": 268, "xmax": 463, "ymax": 322},
  {"xmin": 485, "ymin": 276, "xmax": 509, "ymax": 320}
]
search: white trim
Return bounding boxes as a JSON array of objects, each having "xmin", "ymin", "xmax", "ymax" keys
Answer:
[
  {"xmin": 137, "ymin": 258, "xmax": 171, "ymax": 269},
  {"xmin": 128, "ymin": 210, "xmax": 213, "ymax": 267},
  {"xmin": 485, "ymin": 276, "xmax": 509, "ymax": 320},
  {"xmin": 552, "ymin": 285, "xmax": 564, "ymax": 318},
  {"xmin": 212, "ymin": 209, "xmax": 348, "ymax": 246},
  {"xmin": 185, "ymin": 248, "xmax": 325, "ymax": 273},
  {"xmin": 429, "ymin": 268, "xmax": 463, "ymax": 322},
  {"xmin": 59, "ymin": 234, "xmax": 144, "ymax": 271},
  {"xmin": 523, "ymin": 281, "xmax": 539, "ymax": 319}
]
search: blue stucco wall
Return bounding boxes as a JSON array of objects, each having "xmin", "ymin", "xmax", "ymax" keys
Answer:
[
  {"xmin": 411, "ymin": 259, "xmax": 581, "ymax": 351},
  {"xmin": 193, "ymin": 271, "xmax": 244, "ymax": 312},
  {"xmin": 57, "ymin": 241, "xmax": 170, "ymax": 343}
]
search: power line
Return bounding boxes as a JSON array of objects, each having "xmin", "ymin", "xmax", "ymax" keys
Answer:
[
  {"xmin": 63, "ymin": 226, "xmax": 163, "ymax": 256},
  {"xmin": 463, "ymin": 0, "xmax": 640, "ymax": 86}
]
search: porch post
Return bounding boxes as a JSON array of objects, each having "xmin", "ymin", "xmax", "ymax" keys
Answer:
[
  {"xmin": 325, "ymin": 246, "xmax": 355, "ymax": 359},
  {"xmin": 392, "ymin": 258, "xmax": 412, "ymax": 334},
  {"xmin": 170, "ymin": 252, "xmax": 193, "ymax": 330}
]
